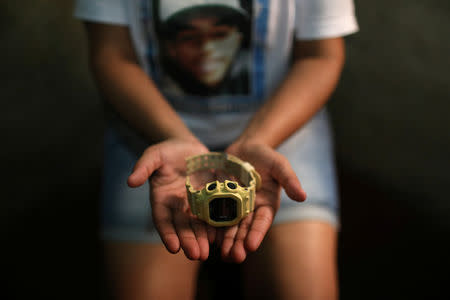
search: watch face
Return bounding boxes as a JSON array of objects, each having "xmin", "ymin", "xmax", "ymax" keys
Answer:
[{"xmin": 209, "ymin": 197, "xmax": 237, "ymax": 222}]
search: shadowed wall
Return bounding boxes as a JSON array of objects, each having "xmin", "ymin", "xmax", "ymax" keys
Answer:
[
  {"xmin": 331, "ymin": 1, "xmax": 450, "ymax": 298},
  {"xmin": 1, "ymin": 1, "xmax": 449, "ymax": 299}
]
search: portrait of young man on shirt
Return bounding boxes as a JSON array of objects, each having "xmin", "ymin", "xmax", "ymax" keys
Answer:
[{"xmin": 153, "ymin": 0, "xmax": 252, "ymax": 97}]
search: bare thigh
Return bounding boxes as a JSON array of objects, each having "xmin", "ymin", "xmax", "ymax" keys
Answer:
[
  {"xmin": 103, "ymin": 242, "xmax": 201, "ymax": 300},
  {"xmin": 242, "ymin": 221, "xmax": 338, "ymax": 300}
]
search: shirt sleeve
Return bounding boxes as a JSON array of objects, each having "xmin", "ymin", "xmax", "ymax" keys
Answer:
[
  {"xmin": 73, "ymin": 0, "xmax": 129, "ymax": 25},
  {"xmin": 295, "ymin": 0, "xmax": 359, "ymax": 40}
]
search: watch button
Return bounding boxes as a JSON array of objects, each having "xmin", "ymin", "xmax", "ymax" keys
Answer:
[
  {"xmin": 207, "ymin": 182, "xmax": 217, "ymax": 191},
  {"xmin": 226, "ymin": 182, "xmax": 237, "ymax": 189}
]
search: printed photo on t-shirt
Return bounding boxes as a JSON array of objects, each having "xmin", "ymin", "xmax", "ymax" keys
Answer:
[
  {"xmin": 153, "ymin": 0, "xmax": 252, "ymax": 97},
  {"xmin": 142, "ymin": 0, "xmax": 269, "ymax": 113}
]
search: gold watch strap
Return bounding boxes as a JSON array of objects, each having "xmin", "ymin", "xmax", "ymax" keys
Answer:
[{"xmin": 185, "ymin": 152, "xmax": 261, "ymax": 219}]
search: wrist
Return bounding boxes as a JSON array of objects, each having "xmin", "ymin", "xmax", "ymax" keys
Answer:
[
  {"xmin": 226, "ymin": 139, "xmax": 270, "ymax": 159},
  {"xmin": 161, "ymin": 128, "xmax": 203, "ymax": 145},
  {"xmin": 232, "ymin": 118, "xmax": 281, "ymax": 149},
  {"xmin": 228, "ymin": 136, "xmax": 272, "ymax": 152},
  {"xmin": 174, "ymin": 136, "xmax": 209, "ymax": 153}
]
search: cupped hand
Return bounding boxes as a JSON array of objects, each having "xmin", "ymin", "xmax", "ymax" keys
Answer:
[
  {"xmin": 217, "ymin": 142, "xmax": 307, "ymax": 263},
  {"xmin": 127, "ymin": 138, "xmax": 215, "ymax": 261}
]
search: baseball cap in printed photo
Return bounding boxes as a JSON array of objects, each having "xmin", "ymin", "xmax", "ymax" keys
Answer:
[{"xmin": 159, "ymin": 0, "xmax": 249, "ymax": 23}]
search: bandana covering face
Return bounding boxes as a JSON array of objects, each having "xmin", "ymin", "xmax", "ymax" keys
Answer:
[{"xmin": 198, "ymin": 28, "xmax": 242, "ymax": 85}]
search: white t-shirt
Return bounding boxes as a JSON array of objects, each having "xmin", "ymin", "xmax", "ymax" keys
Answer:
[{"xmin": 74, "ymin": 0, "xmax": 358, "ymax": 147}]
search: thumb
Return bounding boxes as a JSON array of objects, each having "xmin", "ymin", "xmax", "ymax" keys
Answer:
[
  {"xmin": 127, "ymin": 146, "xmax": 163, "ymax": 187},
  {"xmin": 270, "ymin": 154, "xmax": 307, "ymax": 202}
]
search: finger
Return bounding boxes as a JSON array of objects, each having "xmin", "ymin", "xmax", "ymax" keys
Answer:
[
  {"xmin": 245, "ymin": 206, "xmax": 274, "ymax": 252},
  {"xmin": 230, "ymin": 216, "xmax": 253, "ymax": 263},
  {"xmin": 207, "ymin": 226, "xmax": 216, "ymax": 245},
  {"xmin": 221, "ymin": 225, "xmax": 239, "ymax": 260},
  {"xmin": 128, "ymin": 146, "xmax": 162, "ymax": 187},
  {"xmin": 152, "ymin": 202, "xmax": 180, "ymax": 254},
  {"xmin": 174, "ymin": 209, "xmax": 201, "ymax": 260},
  {"xmin": 271, "ymin": 154, "xmax": 307, "ymax": 202},
  {"xmin": 215, "ymin": 228, "xmax": 224, "ymax": 248},
  {"xmin": 190, "ymin": 218, "xmax": 210, "ymax": 261}
]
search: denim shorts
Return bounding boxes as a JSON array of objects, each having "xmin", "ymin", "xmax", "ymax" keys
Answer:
[{"xmin": 101, "ymin": 111, "xmax": 339, "ymax": 242}]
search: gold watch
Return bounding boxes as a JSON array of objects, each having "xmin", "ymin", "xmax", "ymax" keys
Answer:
[{"xmin": 185, "ymin": 152, "xmax": 261, "ymax": 227}]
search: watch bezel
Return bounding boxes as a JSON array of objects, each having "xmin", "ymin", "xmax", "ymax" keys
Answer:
[{"xmin": 205, "ymin": 192, "xmax": 243, "ymax": 227}]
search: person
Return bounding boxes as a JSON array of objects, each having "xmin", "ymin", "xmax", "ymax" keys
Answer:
[
  {"xmin": 156, "ymin": 1, "xmax": 251, "ymax": 95},
  {"xmin": 74, "ymin": 0, "xmax": 358, "ymax": 299}
]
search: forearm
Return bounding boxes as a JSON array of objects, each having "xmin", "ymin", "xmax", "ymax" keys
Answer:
[
  {"xmin": 234, "ymin": 38, "xmax": 345, "ymax": 148},
  {"xmin": 85, "ymin": 23, "xmax": 197, "ymax": 144},
  {"xmin": 91, "ymin": 58, "xmax": 197, "ymax": 143}
]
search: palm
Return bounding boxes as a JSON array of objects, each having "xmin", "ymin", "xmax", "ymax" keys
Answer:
[
  {"xmin": 128, "ymin": 139, "xmax": 214, "ymax": 261},
  {"xmin": 217, "ymin": 143, "xmax": 307, "ymax": 263}
]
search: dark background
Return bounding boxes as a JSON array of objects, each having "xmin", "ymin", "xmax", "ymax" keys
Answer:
[{"xmin": 1, "ymin": 1, "xmax": 449, "ymax": 299}]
